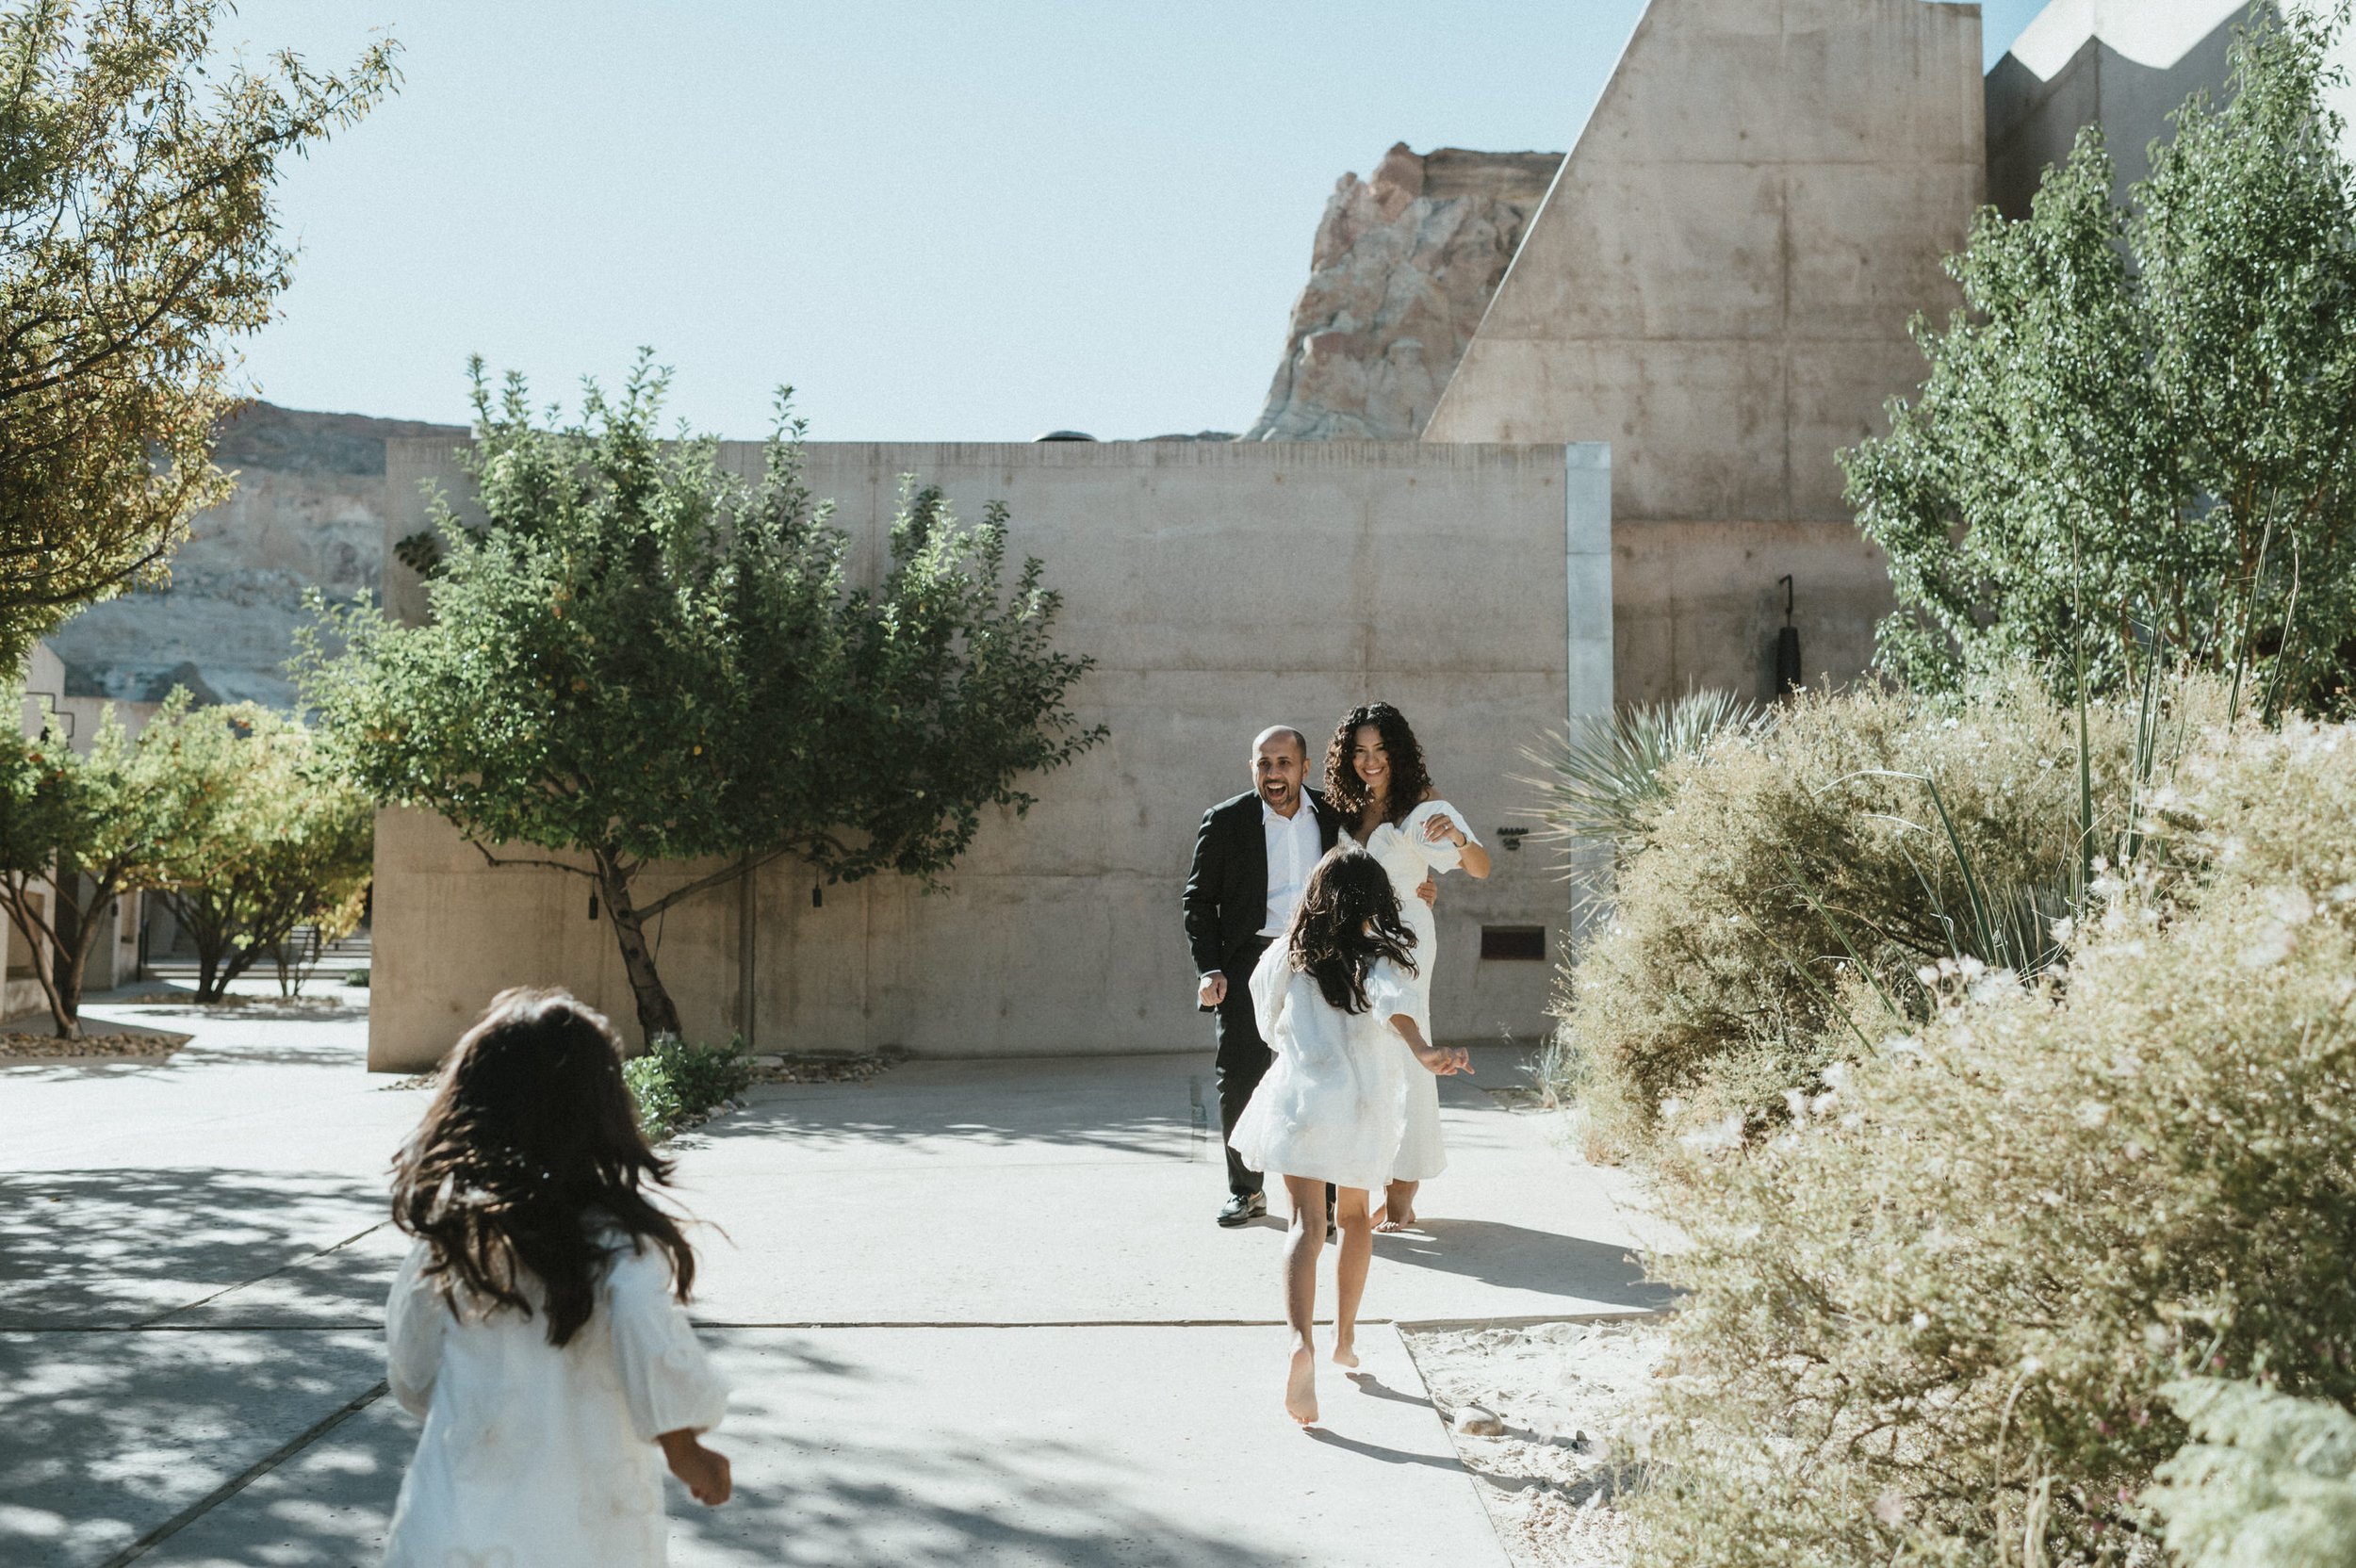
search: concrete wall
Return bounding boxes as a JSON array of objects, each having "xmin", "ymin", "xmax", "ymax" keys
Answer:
[
  {"xmin": 1422, "ymin": 0, "xmax": 1984, "ymax": 707},
  {"xmin": 370, "ymin": 439, "xmax": 1609, "ymax": 1070},
  {"xmin": 1988, "ymin": 1, "xmax": 2356, "ymax": 222},
  {"xmin": 1988, "ymin": 0, "xmax": 2245, "ymax": 220}
]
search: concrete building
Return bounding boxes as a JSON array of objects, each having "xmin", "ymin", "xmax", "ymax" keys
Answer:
[
  {"xmin": 368, "ymin": 440, "xmax": 1611, "ymax": 1070},
  {"xmin": 1988, "ymin": 1, "xmax": 2356, "ymax": 222},
  {"xmin": 326, "ymin": 0, "xmax": 2356, "ymax": 1067},
  {"xmin": 4, "ymin": 645, "xmax": 148, "ymax": 1016},
  {"xmin": 1423, "ymin": 0, "xmax": 1986, "ymax": 705},
  {"xmin": 368, "ymin": 0, "xmax": 2004, "ymax": 1068}
]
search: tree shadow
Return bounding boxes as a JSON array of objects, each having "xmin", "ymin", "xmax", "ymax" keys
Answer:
[
  {"xmin": 1372, "ymin": 1219, "xmax": 1676, "ymax": 1314},
  {"xmin": 0, "ymin": 1326, "xmax": 388, "ymax": 1568},
  {"xmin": 0, "ymin": 1169, "xmax": 391, "ymax": 1329},
  {"xmin": 715, "ymin": 1055, "xmax": 1215, "ymax": 1164},
  {"xmin": 111, "ymin": 997, "xmax": 370, "ymax": 1027},
  {"xmin": 115, "ymin": 1333, "xmax": 1301, "ymax": 1568}
]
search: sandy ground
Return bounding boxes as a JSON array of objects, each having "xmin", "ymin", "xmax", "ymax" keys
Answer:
[{"xmin": 1404, "ymin": 1317, "xmax": 1668, "ymax": 1568}]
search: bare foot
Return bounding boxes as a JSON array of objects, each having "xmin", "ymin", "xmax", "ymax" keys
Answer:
[
  {"xmin": 1374, "ymin": 1210, "xmax": 1415, "ymax": 1233},
  {"xmin": 1332, "ymin": 1339, "xmax": 1359, "ymax": 1369},
  {"xmin": 1285, "ymin": 1345, "xmax": 1318, "ymax": 1425}
]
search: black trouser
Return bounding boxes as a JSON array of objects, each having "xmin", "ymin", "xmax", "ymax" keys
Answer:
[{"xmin": 1214, "ymin": 938, "xmax": 1277, "ymax": 1198}]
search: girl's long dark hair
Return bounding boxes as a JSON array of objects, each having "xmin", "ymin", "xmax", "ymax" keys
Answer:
[
  {"xmin": 1286, "ymin": 848, "xmax": 1418, "ymax": 1014},
  {"xmin": 391, "ymin": 988, "xmax": 695, "ymax": 1347},
  {"xmin": 1324, "ymin": 701, "xmax": 1434, "ymax": 828}
]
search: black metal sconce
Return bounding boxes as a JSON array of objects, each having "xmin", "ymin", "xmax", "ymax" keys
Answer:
[
  {"xmin": 1775, "ymin": 575, "xmax": 1802, "ymax": 697},
  {"xmin": 1496, "ymin": 827, "xmax": 1530, "ymax": 853}
]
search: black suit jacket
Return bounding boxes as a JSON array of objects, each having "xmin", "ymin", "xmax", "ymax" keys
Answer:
[{"xmin": 1184, "ymin": 787, "xmax": 1344, "ymax": 982}]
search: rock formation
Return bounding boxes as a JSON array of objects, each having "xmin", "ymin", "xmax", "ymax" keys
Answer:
[
  {"xmin": 42, "ymin": 400, "xmax": 466, "ymax": 709},
  {"xmin": 1242, "ymin": 143, "xmax": 1562, "ymax": 442}
]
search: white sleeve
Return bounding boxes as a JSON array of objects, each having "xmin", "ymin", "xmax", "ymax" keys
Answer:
[
  {"xmin": 604, "ymin": 1240, "xmax": 730, "ymax": 1442},
  {"xmin": 1249, "ymin": 939, "xmax": 1291, "ymax": 1045},
  {"xmin": 384, "ymin": 1239, "xmax": 448, "ymax": 1418},
  {"xmin": 1408, "ymin": 799, "xmax": 1477, "ymax": 874},
  {"xmin": 1364, "ymin": 957, "xmax": 1418, "ymax": 1029}
]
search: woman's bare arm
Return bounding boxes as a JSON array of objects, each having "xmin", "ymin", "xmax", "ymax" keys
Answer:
[{"xmin": 1419, "ymin": 804, "xmax": 1492, "ymax": 879}]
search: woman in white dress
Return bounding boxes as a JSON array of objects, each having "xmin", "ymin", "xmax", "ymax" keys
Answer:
[
  {"xmin": 1322, "ymin": 702, "xmax": 1492, "ymax": 1232},
  {"xmin": 382, "ymin": 988, "xmax": 732, "ymax": 1568},
  {"xmin": 1227, "ymin": 848, "xmax": 1471, "ymax": 1424}
]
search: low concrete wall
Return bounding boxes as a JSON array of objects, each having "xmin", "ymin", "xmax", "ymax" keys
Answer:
[{"xmin": 371, "ymin": 439, "xmax": 1608, "ymax": 1070}]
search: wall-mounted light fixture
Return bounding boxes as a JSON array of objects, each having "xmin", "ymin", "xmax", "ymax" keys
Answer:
[
  {"xmin": 1775, "ymin": 575, "xmax": 1802, "ymax": 697},
  {"xmin": 1496, "ymin": 827, "xmax": 1530, "ymax": 853}
]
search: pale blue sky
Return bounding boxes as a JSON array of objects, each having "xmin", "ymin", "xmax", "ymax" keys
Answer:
[{"xmin": 226, "ymin": 1, "xmax": 2050, "ymax": 442}]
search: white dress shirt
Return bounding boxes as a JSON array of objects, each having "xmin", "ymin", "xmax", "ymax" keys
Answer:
[{"xmin": 1259, "ymin": 796, "xmax": 1323, "ymax": 938}]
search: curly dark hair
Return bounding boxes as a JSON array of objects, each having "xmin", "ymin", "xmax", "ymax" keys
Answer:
[
  {"xmin": 391, "ymin": 988, "xmax": 695, "ymax": 1347},
  {"xmin": 1324, "ymin": 701, "xmax": 1434, "ymax": 828},
  {"xmin": 1285, "ymin": 847, "xmax": 1418, "ymax": 1013}
]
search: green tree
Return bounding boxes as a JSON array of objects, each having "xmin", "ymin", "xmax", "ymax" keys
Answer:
[
  {"xmin": 0, "ymin": 695, "xmax": 174, "ymax": 1037},
  {"xmin": 1844, "ymin": 7, "xmax": 2356, "ymax": 715},
  {"xmin": 143, "ymin": 699, "xmax": 372, "ymax": 1004},
  {"xmin": 0, "ymin": 0, "xmax": 398, "ymax": 667},
  {"xmin": 295, "ymin": 357, "xmax": 1104, "ymax": 1044}
]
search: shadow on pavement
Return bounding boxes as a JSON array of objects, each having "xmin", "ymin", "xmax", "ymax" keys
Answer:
[
  {"xmin": 669, "ymin": 1360, "xmax": 1296, "ymax": 1568},
  {"xmin": 1374, "ymin": 1218, "xmax": 1674, "ymax": 1313},
  {"xmin": 113, "ymin": 997, "xmax": 370, "ymax": 1026},
  {"xmin": 0, "ymin": 1328, "xmax": 386, "ymax": 1568},
  {"xmin": 0, "ymin": 1169, "xmax": 389, "ymax": 1329},
  {"xmin": 721, "ymin": 1061, "xmax": 1203, "ymax": 1163},
  {"xmin": 139, "ymin": 1345, "xmax": 1296, "ymax": 1568}
]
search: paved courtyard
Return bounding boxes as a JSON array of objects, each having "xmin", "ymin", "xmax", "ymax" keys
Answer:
[{"xmin": 1, "ymin": 984, "xmax": 1666, "ymax": 1567}]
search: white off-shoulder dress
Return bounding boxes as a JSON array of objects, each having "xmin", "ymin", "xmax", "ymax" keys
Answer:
[
  {"xmin": 1346, "ymin": 798, "xmax": 1481, "ymax": 1183},
  {"xmin": 382, "ymin": 1232, "xmax": 730, "ymax": 1568},
  {"xmin": 1225, "ymin": 943, "xmax": 1419, "ymax": 1193}
]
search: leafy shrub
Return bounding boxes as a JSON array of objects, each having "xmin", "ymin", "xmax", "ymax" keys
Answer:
[
  {"xmin": 623, "ymin": 1033, "xmax": 753, "ymax": 1140},
  {"xmin": 2144, "ymin": 1379, "xmax": 2356, "ymax": 1568},
  {"xmin": 1625, "ymin": 716, "xmax": 2356, "ymax": 1566},
  {"xmin": 1550, "ymin": 677, "xmax": 2187, "ymax": 1156}
]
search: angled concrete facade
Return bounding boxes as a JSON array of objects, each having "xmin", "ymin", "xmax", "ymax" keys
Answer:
[
  {"xmin": 369, "ymin": 439, "xmax": 1612, "ymax": 1070},
  {"xmin": 1424, "ymin": 0, "xmax": 1984, "ymax": 706},
  {"xmin": 1988, "ymin": 1, "xmax": 2356, "ymax": 222}
]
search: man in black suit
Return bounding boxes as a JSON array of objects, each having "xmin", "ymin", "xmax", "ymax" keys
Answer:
[{"xmin": 1184, "ymin": 725, "xmax": 1340, "ymax": 1225}]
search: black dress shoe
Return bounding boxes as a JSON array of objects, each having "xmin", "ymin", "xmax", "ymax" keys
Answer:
[{"xmin": 1218, "ymin": 1191, "xmax": 1267, "ymax": 1227}]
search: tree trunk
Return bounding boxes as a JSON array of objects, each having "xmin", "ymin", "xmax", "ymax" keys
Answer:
[
  {"xmin": 596, "ymin": 857, "xmax": 682, "ymax": 1045},
  {"xmin": 4, "ymin": 888, "xmax": 74, "ymax": 1041},
  {"xmin": 49, "ymin": 896, "xmax": 91, "ymax": 1038},
  {"xmin": 162, "ymin": 890, "xmax": 233, "ymax": 1003}
]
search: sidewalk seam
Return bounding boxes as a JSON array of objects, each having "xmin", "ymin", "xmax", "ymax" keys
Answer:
[{"xmin": 94, "ymin": 1378, "xmax": 387, "ymax": 1568}]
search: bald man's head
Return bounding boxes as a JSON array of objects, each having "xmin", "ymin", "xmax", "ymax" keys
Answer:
[
  {"xmin": 1252, "ymin": 726, "xmax": 1310, "ymax": 814},
  {"xmin": 1252, "ymin": 725, "xmax": 1309, "ymax": 760}
]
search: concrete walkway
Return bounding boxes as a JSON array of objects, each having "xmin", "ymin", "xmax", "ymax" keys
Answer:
[{"xmin": 0, "ymin": 987, "xmax": 1664, "ymax": 1567}]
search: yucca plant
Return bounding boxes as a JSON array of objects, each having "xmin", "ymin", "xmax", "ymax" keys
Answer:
[{"xmin": 1519, "ymin": 689, "xmax": 1765, "ymax": 864}]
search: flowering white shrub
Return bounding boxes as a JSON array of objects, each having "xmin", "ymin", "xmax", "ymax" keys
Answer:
[
  {"xmin": 1551, "ymin": 677, "xmax": 2190, "ymax": 1157},
  {"xmin": 1625, "ymin": 717, "xmax": 2356, "ymax": 1566}
]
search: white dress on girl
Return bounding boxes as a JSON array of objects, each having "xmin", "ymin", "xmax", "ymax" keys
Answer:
[
  {"xmin": 1225, "ymin": 942, "xmax": 1419, "ymax": 1193},
  {"xmin": 1346, "ymin": 798, "xmax": 1481, "ymax": 1183},
  {"xmin": 382, "ymin": 1232, "xmax": 730, "ymax": 1568}
]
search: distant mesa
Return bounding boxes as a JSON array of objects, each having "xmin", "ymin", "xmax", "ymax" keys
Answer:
[
  {"xmin": 1241, "ymin": 142, "xmax": 1563, "ymax": 443},
  {"xmin": 44, "ymin": 399, "xmax": 466, "ymax": 710}
]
